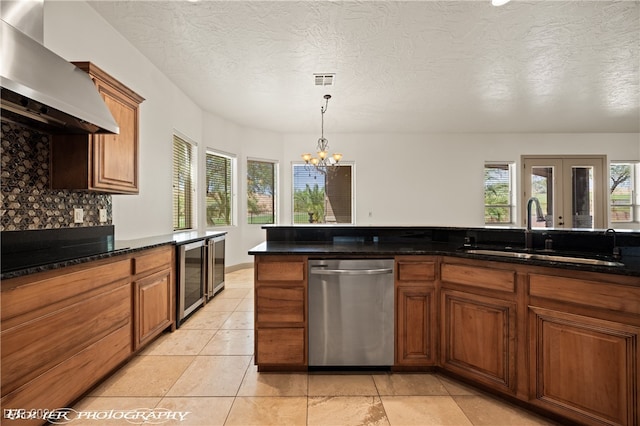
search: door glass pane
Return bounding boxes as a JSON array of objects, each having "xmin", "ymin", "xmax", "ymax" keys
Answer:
[
  {"xmin": 184, "ymin": 246, "xmax": 204, "ymax": 308},
  {"xmin": 571, "ymin": 166, "xmax": 594, "ymax": 228},
  {"xmin": 530, "ymin": 166, "xmax": 552, "ymax": 228}
]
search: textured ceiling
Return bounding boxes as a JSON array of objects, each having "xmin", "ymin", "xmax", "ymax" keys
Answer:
[{"xmin": 87, "ymin": 1, "xmax": 640, "ymax": 134}]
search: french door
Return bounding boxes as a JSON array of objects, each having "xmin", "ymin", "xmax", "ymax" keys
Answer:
[{"xmin": 522, "ymin": 156, "xmax": 606, "ymax": 229}]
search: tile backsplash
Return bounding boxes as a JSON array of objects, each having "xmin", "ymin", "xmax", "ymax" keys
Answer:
[{"xmin": 0, "ymin": 120, "xmax": 112, "ymax": 231}]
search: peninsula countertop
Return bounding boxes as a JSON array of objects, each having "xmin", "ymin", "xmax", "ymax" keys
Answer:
[{"xmin": 249, "ymin": 226, "xmax": 640, "ymax": 278}]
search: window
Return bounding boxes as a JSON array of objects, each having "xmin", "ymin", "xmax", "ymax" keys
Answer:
[
  {"xmin": 206, "ymin": 151, "xmax": 234, "ymax": 226},
  {"xmin": 292, "ymin": 164, "xmax": 354, "ymax": 224},
  {"xmin": 484, "ymin": 162, "xmax": 514, "ymax": 224},
  {"xmin": 173, "ymin": 135, "xmax": 195, "ymax": 230},
  {"xmin": 247, "ymin": 159, "xmax": 277, "ymax": 224},
  {"xmin": 610, "ymin": 162, "xmax": 636, "ymax": 223}
]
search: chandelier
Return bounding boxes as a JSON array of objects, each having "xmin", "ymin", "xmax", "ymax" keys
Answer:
[{"xmin": 301, "ymin": 94, "xmax": 342, "ymax": 172}]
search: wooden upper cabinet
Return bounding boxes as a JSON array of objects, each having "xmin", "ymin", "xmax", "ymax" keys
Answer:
[{"xmin": 50, "ymin": 62, "xmax": 144, "ymax": 194}]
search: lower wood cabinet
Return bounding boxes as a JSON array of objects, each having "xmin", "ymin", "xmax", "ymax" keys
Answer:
[
  {"xmin": 440, "ymin": 288, "xmax": 517, "ymax": 393},
  {"xmin": 0, "ymin": 258, "xmax": 133, "ymax": 426},
  {"xmin": 252, "ymin": 253, "xmax": 640, "ymax": 424},
  {"xmin": 132, "ymin": 246, "xmax": 175, "ymax": 350},
  {"xmin": 439, "ymin": 260, "xmax": 518, "ymax": 394},
  {"xmin": 395, "ymin": 256, "xmax": 437, "ymax": 366},
  {"xmin": 134, "ymin": 272, "xmax": 172, "ymax": 348},
  {"xmin": 0, "ymin": 245, "xmax": 175, "ymax": 425},
  {"xmin": 254, "ymin": 255, "xmax": 307, "ymax": 370},
  {"xmin": 528, "ymin": 272, "xmax": 640, "ymax": 426},
  {"xmin": 529, "ymin": 306, "xmax": 639, "ymax": 426}
]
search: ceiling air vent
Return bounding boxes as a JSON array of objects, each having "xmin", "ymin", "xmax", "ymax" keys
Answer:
[{"xmin": 314, "ymin": 73, "xmax": 335, "ymax": 86}]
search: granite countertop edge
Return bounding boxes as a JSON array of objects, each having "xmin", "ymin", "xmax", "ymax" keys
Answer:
[
  {"xmin": 248, "ymin": 242, "xmax": 640, "ymax": 278},
  {"xmin": 1, "ymin": 231, "xmax": 227, "ymax": 281}
]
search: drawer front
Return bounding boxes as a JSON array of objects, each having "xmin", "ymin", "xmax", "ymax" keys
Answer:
[
  {"xmin": 397, "ymin": 261, "xmax": 436, "ymax": 282},
  {"xmin": 441, "ymin": 263, "xmax": 516, "ymax": 293},
  {"xmin": 256, "ymin": 328, "xmax": 305, "ymax": 365},
  {"xmin": 2, "ymin": 282, "xmax": 132, "ymax": 397},
  {"xmin": 256, "ymin": 287, "xmax": 305, "ymax": 324},
  {"xmin": 133, "ymin": 246, "xmax": 173, "ymax": 276},
  {"xmin": 0, "ymin": 323, "xmax": 131, "ymax": 419},
  {"xmin": 257, "ymin": 261, "xmax": 305, "ymax": 282},
  {"xmin": 529, "ymin": 273, "xmax": 640, "ymax": 315},
  {"xmin": 1, "ymin": 259, "xmax": 131, "ymax": 325}
]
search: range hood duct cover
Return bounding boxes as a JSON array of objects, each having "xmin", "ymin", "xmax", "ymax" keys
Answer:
[{"xmin": 0, "ymin": 2, "xmax": 118, "ymax": 134}]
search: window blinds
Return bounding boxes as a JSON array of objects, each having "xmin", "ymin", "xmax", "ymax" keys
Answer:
[
  {"xmin": 173, "ymin": 135, "xmax": 193, "ymax": 230},
  {"xmin": 206, "ymin": 152, "xmax": 232, "ymax": 226}
]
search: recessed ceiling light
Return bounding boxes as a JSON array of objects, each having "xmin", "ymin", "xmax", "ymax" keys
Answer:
[{"xmin": 492, "ymin": 0, "xmax": 511, "ymax": 6}]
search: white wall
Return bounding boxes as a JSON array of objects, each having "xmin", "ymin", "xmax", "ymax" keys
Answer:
[
  {"xmin": 199, "ymin": 113, "xmax": 283, "ymax": 267},
  {"xmin": 283, "ymin": 132, "xmax": 640, "ymax": 227},
  {"xmin": 45, "ymin": 1, "xmax": 204, "ymax": 240},
  {"xmin": 43, "ymin": 2, "xmax": 640, "ymax": 268}
]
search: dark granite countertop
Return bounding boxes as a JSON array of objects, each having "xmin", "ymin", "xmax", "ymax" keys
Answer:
[
  {"xmin": 249, "ymin": 228, "xmax": 640, "ymax": 278},
  {"xmin": 1, "ymin": 228, "xmax": 226, "ymax": 280}
]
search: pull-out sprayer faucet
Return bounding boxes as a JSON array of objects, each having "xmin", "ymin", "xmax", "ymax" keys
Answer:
[
  {"xmin": 525, "ymin": 197, "xmax": 545, "ymax": 249},
  {"xmin": 604, "ymin": 228, "xmax": 621, "ymax": 260}
]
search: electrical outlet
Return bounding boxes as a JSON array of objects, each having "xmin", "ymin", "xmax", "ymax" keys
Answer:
[
  {"xmin": 73, "ymin": 208, "xmax": 83, "ymax": 224},
  {"xmin": 99, "ymin": 208, "xmax": 107, "ymax": 223}
]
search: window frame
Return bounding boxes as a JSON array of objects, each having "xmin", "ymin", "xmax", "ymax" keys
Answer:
[
  {"xmin": 172, "ymin": 133, "xmax": 196, "ymax": 231},
  {"xmin": 291, "ymin": 162, "xmax": 355, "ymax": 225},
  {"xmin": 205, "ymin": 149, "xmax": 236, "ymax": 228},
  {"xmin": 609, "ymin": 161, "xmax": 637, "ymax": 224},
  {"xmin": 247, "ymin": 157, "xmax": 279, "ymax": 225},
  {"xmin": 484, "ymin": 162, "xmax": 515, "ymax": 225}
]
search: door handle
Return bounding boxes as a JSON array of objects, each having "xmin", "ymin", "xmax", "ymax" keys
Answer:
[{"xmin": 310, "ymin": 268, "xmax": 393, "ymax": 275}]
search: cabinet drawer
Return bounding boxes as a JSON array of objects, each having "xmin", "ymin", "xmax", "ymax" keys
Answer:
[
  {"xmin": 441, "ymin": 263, "xmax": 515, "ymax": 293},
  {"xmin": 257, "ymin": 261, "xmax": 305, "ymax": 282},
  {"xmin": 256, "ymin": 287, "xmax": 305, "ymax": 324},
  {"xmin": 2, "ymin": 282, "xmax": 131, "ymax": 397},
  {"xmin": 1, "ymin": 259, "xmax": 131, "ymax": 326},
  {"xmin": 256, "ymin": 328, "xmax": 305, "ymax": 365},
  {"xmin": 529, "ymin": 274, "xmax": 640, "ymax": 315},
  {"xmin": 0, "ymin": 323, "xmax": 131, "ymax": 419},
  {"xmin": 397, "ymin": 261, "xmax": 436, "ymax": 282},
  {"xmin": 133, "ymin": 247, "xmax": 172, "ymax": 276}
]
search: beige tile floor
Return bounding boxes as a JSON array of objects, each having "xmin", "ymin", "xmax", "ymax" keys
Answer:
[{"xmin": 74, "ymin": 268, "xmax": 558, "ymax": 426}]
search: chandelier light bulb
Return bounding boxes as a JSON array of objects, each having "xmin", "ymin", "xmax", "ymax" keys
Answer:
[
  {"xmin": 302, "ymin": 153, "xmax": 312, "ymax": 163},
  {"xmin": 332, "ymin": 153, "xmax": 342, "ymax": 162}
]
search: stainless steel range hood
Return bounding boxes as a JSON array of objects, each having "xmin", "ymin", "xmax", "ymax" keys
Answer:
[{"xmin": 0, "ymin": 1, "xmax": 118, "ymax": 134}]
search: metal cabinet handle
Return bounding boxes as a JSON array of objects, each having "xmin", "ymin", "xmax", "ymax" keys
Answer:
[{"xmin": 310, "ymin": 268, "xmax": 393, "ymax": 275}]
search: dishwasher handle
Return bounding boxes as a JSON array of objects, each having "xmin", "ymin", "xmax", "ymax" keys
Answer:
[{"xmin": 310, "ymin": 267, "xmax": 393, "ymax": 276}]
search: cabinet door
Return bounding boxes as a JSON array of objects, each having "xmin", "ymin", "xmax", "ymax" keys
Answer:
[
  {"xmin": 441, "ymin": 289, "xmax": 517, "ymax": 393},
  {"xmin": 396, "ymin": 286, "xmax": 436, "ymax": 366},
  {"xmin": 529, "ymin": 306, "xmax": 639, "ymax": 426},
  {"xmin": 134, "ymin": 269, "xmax": 173, "ymax": 349},
  {"xmin": 91, "ymin": 77, "xmax": 140, "ymax": 193}
]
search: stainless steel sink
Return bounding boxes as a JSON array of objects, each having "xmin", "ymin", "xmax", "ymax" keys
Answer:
[{"xmin": 464, "ymin": 249, "xmax": 625, "ymax": 267}]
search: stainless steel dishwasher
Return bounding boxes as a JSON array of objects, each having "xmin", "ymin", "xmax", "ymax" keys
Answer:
[{"xmin": 308, "ymin": 259, "xmax": 394, "ymax": 367}]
